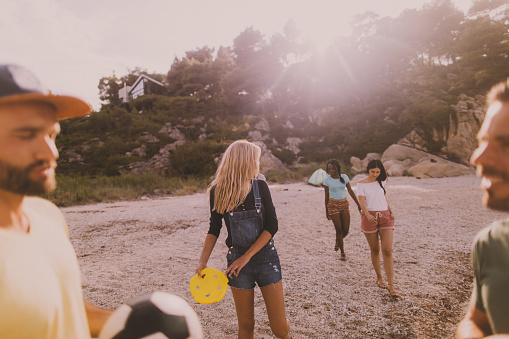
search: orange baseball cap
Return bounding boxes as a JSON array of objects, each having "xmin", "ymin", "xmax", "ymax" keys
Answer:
[{"xmin": 0, "ymin": 64, "xmax": 91, "ymax": 119}]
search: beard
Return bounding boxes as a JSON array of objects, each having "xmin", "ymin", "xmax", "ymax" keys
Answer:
[
  {"xmin": 0, "ymin": 159, "xmax": 57, "ymax": 195},
  {"xmin": 483, "ymin": 190, "xmax": 509, "ymax": 212}
]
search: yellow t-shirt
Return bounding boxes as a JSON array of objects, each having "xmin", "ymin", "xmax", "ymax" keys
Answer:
[{"xmin": 0, "ymin": 197, "xmax": 90, "ymax": 339}]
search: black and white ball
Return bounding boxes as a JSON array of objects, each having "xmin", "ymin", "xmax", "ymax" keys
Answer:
[{"xmin": 99, "ymin": 292, "xmax": 203, "ymax": 339}]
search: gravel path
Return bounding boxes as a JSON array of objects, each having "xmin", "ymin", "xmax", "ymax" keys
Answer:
[{"xmin": 62, "ymin": 175, "xmax": 507, "ymax": 338}]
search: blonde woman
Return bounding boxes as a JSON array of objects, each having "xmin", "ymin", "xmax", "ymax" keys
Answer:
[{"xmin": 196, "ymin": 140, "xmax": 291, "ymax": 339}]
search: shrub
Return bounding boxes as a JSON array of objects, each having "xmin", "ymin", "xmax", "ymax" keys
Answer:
[
  {"xmin": 170, "ymin": 141, "xmax": 228, "ymax": 177},
  {"xmin": 271, "ymin": 148, "xmax": 296, "ymax": 165}
]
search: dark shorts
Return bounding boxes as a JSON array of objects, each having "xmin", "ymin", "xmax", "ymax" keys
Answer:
[
  {"xmin": 226, "ymin": 239, "xmax": 282, "ymax": 290},
  {"xmin": 361, "ymin": 210, "xmax": 395, "ymax": 233}
]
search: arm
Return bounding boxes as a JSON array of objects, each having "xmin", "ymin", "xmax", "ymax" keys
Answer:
[
  {"xmin": 387, "ymin": 201, "xmax": 395, "ymax": 219},
  {"xmin": 324, "ymin": 186, "xmax": 330, "ymax": 220},
  {"xmin": 358, "ymin": 196, "xmax": 376, "ymax": 224},
  {"xmin": 84, "ymin": 300, "xmax": 113, "ymax": 338},
  {"xmin": 225, "ymin": 230, "xmax": 272, "ymax": 278},
  {"xmin": 456, "ymin": 300, "xmax": 492, "ymax": 338},
  {"xmin": 196, "ymin": 233, "xmax": 218, "ymax": 277},
  {"xmin": 346, "ymin": 182, "xmax": 361, "ymax": 212}
]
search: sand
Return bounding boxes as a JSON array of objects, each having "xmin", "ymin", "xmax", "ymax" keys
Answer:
[{"xmin": 62, "ymin": 175, "xmax": 507, "ymax": 339}]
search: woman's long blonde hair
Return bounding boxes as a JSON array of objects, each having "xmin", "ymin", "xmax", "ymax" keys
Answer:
[{"xmin": 207, "ymin": 140, "xmax": 261, "ymax": 214}]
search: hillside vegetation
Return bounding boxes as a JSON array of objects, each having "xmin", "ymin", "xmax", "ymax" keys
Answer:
[{"xmin": 50, "ymin": 0, "xmax": 509, "ymax": 205}]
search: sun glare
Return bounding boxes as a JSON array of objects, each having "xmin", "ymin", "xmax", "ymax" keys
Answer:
[{"xmin": 297, "ymin": 18, "xmax": 351, "ymax": 53}]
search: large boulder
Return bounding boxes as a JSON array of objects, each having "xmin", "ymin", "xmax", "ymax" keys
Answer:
[
  {"xmin": 253, "ymin": 141, "xmax": 287, "ymax": 174},
  {"xmin": 381, "ymin": 144, "xmax": 474, "ymax": 178},
  {"xmin": 350, "ymin": 153, "xmax": 382, "ymax": 173},
  {"xmin": 408, "ymin": 160, "xmax": 474, "ymax": 178},
  {"xmin": 396, "ymin": 94, "xmax": 485, "ymax": 164},
  {"xmin": 445, "ymin": 94, "xmax": 486, "ymax": 163}
]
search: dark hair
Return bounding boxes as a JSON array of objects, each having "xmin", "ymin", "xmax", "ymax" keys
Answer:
[
  {"xmin": 366, "ymin": 159, "xmax": 387, "ymax": 194},
  {"xmin": 487, "ymin": 77, "xmax": 509, "ymax": 106},
  {"xmin": 326, "ymin": 159, "xmax": 345, "ymax": 183}
]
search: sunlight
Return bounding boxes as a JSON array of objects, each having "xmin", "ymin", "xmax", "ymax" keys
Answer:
[{"xmin": 296, "ymin": 18, "xmax": 351, "ymax": 54}]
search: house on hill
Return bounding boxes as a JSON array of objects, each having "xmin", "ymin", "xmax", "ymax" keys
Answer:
[{"xmin": 118, "ymin": 74, "xmax": 167, "ymax": 104}]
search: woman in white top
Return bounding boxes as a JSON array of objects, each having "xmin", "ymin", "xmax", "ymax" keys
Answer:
[{"xmin": 356, "ymin": 160, "xmax": 398, "ymax": 298}]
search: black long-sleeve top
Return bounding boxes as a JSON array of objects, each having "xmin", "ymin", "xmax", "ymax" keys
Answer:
[{"xmin": 207, "ymin": 180, "xmax": 278, "ymax": 247}]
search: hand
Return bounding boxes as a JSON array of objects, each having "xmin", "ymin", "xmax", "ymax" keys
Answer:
[
  {"xmin": 195, "ymin": 262, "xmax": 207, "ymax": 278},
  {"xmin": 326, "ymin": 212, "xmax": 330, "ymax": 220},
  {"xmin": 390, "ymin": 211, "xmax": 395, "ymax": 219},
  {"xmin": 225, "ymin": 255, "xmax": 250, "ymax": 278},
  {"xmin": 365, "ymin": 213, "xmax": 377, "ymax": 224}
]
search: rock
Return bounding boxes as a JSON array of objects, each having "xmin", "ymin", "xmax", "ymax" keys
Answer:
[
  {"xmin": 286, "ymin": 137, "xmax": 302, "ymax": 155},
  {"xmin": 284, "ymin": 120, "xmax": 294, "ymax": 129},
  {"xmin": 408, "ymin": 160, "xmax": 474, "ymax": 179},
  {"xmin": 63, "ymin": 150, "xmax": 84, "ymax": 163},
  {"xmin": 127, "ymin": 144, "xmax": 147, "ymax": 157},
  {"xmin": 446, "ymin": 95, "xmax": 485, "ymax": 163},
  {"xmin": 382, "ymin": 145, "xmax": 431, "ymax": 163},
  {"xmin": 396, "ymin": 94, "xmax": 485, "ymax": 164},
  {"xmin": 140, "ymin": 132, "xmax": 159, "ymax": 143},
  {"xmin": 398, "ymin": 129, "xmax": 428, "ymax": 151},
  {"xmin": 158, "ymin": 122, "xmax": 173, "ymax": 134},
  {"xmin": 248, "ymin": 130, "xmax": 265, "ymax": 141},
  {"xmin": 350, "ymin": 153, "xmax": 382, "ymax": 173},
  {"xmin": 159, "ymin": 123, "xmax": 186, "ymax": 142},
  {"xmin": 381, "ymin": 144, "xmax": 474, "ymax": 178},
  {"xmin": 254, "ymin": 118, "xmax": 270, "ymax": 132},
  {"xmin": 169, "ymin": 128, "xmax": 185, "ymax": 141},
  {"xmin": 252, "ymin": 141, "xmax": 287, "ymax": 174},
  {"xmin": 383, "ymin": 159, "xmax": 412, "ymax": 176}
]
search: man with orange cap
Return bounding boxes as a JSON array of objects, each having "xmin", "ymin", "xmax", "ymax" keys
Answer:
[{"xmin": 0, "ymin": 64, "xmax": 112, "ymax": 339}]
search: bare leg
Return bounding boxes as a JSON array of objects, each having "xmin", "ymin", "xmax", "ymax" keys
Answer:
[
  {"xmin": 231, "ymin": 287, "xmax": 255, "ymax": 339},
  {"xmin": 364, "ymin": 232, "xmax": 385, "ymax": 287},
  {"xmin": 330, "ymin": 213, "xmax": 345, "ymax": 255},
  {"xmin": 260, "ymin": 281, "xmax": 291, "ymax": 339},
  {"xmin": 340, "ymin": 212, "xmax": 351, "ymax": 238},
  {"xmin": 380, "ymin": 229, "xmax": 398, "ymax": 297}
]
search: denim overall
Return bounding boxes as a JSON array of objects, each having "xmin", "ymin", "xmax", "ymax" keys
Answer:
[{"xmin": 226, "ymin": 179, "xmax": 282, "ymax": 289}]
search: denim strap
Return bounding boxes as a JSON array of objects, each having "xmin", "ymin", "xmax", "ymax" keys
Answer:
[{"xmin": 252, "ymin": 179, "xmax": 261, "ymax": 213}]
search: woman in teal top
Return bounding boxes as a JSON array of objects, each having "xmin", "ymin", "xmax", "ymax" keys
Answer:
[{"xmin": 322, "ymin": 159, "xmax": 361, "ymax": 260}]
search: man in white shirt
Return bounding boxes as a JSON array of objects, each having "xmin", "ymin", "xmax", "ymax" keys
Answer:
[{"xmin": 0, "ymin": 64, "xmax": 112, "ymax": 339}]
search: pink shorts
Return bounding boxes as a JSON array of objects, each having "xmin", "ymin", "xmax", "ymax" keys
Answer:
[{"xmin": 361, "ymin": 210, "xmax": 395, "ymax": 233}]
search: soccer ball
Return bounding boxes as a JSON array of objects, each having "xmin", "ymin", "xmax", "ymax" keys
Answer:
[{"xmin": 99, "ymin": 292, "xmax": 203, "ymax": 339}]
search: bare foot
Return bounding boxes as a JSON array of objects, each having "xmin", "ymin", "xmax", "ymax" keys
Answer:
[
  {"xmin": 340, "ymin": 253, "xmax": 346, "ymax": 261},
  {"xmin": 376, "ymin": 278, "xmax": 387, "ymax": 289},
  {"xmin": 387, "ymin": 284, "xmax": 400, "ymax": 298}
]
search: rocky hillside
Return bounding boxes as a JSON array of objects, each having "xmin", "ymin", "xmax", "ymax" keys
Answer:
[{"xmin": 57, "ymin": 92, "xmax": 485, "ymax": 179}]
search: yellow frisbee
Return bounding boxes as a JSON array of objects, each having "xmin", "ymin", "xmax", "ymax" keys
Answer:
[{"xmin": 190, "ymin": 267, "xmax": 229, "ymax": 304}]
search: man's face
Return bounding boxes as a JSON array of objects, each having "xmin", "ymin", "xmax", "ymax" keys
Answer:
[
  {"xmin": 0, "ymin": 102, "xmax": 60, "ymax": 196},
  {"xmin": 471, "ymin": 101, "xmax": 509, "ymax": 212}
]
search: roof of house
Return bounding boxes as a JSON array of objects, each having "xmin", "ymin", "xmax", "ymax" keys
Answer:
[{"xmin": 130, "ymin": 74, "xmax": 165, "ymax": 92}]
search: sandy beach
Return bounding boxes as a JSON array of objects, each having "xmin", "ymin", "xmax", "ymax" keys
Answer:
[{"xmin": 62, "ymin": 175, "xmax": 507, "ymax": 339}]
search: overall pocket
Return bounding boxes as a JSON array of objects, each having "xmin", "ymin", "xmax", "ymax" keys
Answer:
[
  {"xmin": 229, "ymin": 211, "xmax": 263, "ymax": 248},
  {"xmin": 266, "ymin": 240, "xmax": 279, "ymax": 261}
]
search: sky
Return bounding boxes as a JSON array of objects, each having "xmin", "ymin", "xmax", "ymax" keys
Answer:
[{"xmin": 1, "ymin": 0, "xmax": 474, "ymax": 111}]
